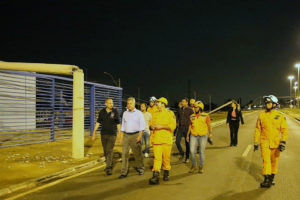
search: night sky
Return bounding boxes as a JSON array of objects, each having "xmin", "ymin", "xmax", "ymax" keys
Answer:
[{"xmin": 1, "ymin": 0, "xmax": 300, "ymax": 106}]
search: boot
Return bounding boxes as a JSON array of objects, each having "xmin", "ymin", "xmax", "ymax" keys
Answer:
[
  {"xmin": 260, "ymin": 175, "xmax": 272, "ymax": 188},
  {"xmin": 163, "ymin": 170, "xmax": 169, "ymax": 181},
  {"xmin": 149, "ymin": 171, "xmax": 160, "ymax": 185},
  {"xmin": 198, "ymin": 165, "xmax": 204, "ymax": 174},
  {"xmin": 189, "ymin": 166, "xmax": 197, "ymax": 173},
  {"xmin": 270, "ymin": 174, "xmax": 275, "ymax": 185}
]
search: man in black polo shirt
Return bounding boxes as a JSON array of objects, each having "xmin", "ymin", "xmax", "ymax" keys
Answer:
[{"xmin": 92, "ymin": 98, "xmax": 121, "ymax": 175}]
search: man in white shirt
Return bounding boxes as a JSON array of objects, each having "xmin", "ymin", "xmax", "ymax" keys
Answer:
[{"xmin": 119, "ymin": 97, "xmax": 145, "ymax": 178}]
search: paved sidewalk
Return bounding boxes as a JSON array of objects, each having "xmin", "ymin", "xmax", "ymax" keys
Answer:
[{"xmin": 0, "ymin": 136, "xmax": 122, "ymax": 195}]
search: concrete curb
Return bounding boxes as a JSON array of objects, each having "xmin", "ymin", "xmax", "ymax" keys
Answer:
[
  {"xmin": 0, "ymin": 157, "xmax": 105, "ymax": 198},
  {"xmin": 280, "ymin": 111, "xmax": 300, "ymax": 125},
  {"xmin": 1, "ymin": 111, "xmax": 257, "ymax": 198}
]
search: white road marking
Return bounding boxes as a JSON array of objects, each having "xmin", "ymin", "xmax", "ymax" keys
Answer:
[
  {"xmin": 242, "ymin": 144, "xmax": 252, "ymax": 157},
  {"xmin": 6, "ymin": 162, "xmax": 109, "ymax": 200}
]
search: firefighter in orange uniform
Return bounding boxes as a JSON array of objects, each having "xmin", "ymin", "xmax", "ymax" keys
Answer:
[
  {"xmin": 149, "ymin": 97, "xmax": 176, "ymax": 185},
  {"xmin": 254, "ymin": 95, "xmax": 288, "ymax": 188}
]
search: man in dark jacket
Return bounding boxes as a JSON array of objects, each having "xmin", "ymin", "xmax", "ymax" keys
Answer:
[{"xmin": 176, "ymin": 98, "xmax": 194, "ymax": 162}]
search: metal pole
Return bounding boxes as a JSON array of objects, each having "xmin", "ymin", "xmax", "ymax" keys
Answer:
[
  {"xmin": 104, "ymin": 72, "xmax": 118, "ymax": 87},
  {"xmin": 50, "ymin": 80, "xmax": 55, "ymax": 142},
  {"xmin": 209, "ymin": 95, "xmax": 211, "ymax": 112},
  {"xmin": 138, "ymin": 88, "xmax": 140, "ymax": 105},
  {"xmin": 90, "ymin": 85, "xmax": 95, "ymax": 136}
]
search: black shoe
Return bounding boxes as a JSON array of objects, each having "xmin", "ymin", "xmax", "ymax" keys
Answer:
[
  {"xmin": 106, "ymin": 168, "xmax": 112, "ymax": 176},
  {"xmin": 149, "ymin": 171, "xmax": 160, "ymax": 185},
  {"xmin": 270, "ymin": 174, "xmax": 275, "ymax": 185},
  {"xmin": 134, "ymin": 167, "xmax": 144, "ymax": 175},
  {"xmin": 163, "ymin": 170, "xmax": 169, "ymax": 181},
  {"xmin": 138, "ymin": 169, "xmax": 144, "ymax": 175},
  {"xmin": 260, "ymin": 175, "xmax": 272, "ymax": 188},
  {"xmin": 118, "ymin": 170, "xmax": 129, "ymax": 179},
  {"xmin": 179, "ymin": 155, "xmax": 184, "ymax": 161}
]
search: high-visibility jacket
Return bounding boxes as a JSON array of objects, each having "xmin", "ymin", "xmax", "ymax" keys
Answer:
[
  {"xmin": 254, "ymin": 109, "xmax": 288, "ymax": 148},
  {"xmin": 190, "ymin": 112, "xmax": 211, "ymax": 136},
  {"xmin": 147, "ymin": 105, "xmax": 158, "ymax": 116},
  {"xmin": 150, "ymin": 109, "xmax": 176, "ymax": 145}
]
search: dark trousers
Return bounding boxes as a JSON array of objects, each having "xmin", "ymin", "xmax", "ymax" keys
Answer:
[
  {"xmin": 101, "ymin": 135, "xmax": 117, "ymax": 169},
  {"xmin": 176, "ymin": 126, "xmax": 190, "ymax": 159},
  {"xmin": 229, "ymin": 121, "xmax": 240, "ymax": 146},
  {"xmin": 121, "ymin": 133, "xmax": 144, "ymax": 175}
]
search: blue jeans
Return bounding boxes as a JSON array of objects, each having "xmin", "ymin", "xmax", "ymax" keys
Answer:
[
  {"xmin": 140, "ymin": 131, "xmax": 150, "ymax": 154},
  {"xmin": 190, "ymin": 134, "xmax": 208, "ymax": 166}
]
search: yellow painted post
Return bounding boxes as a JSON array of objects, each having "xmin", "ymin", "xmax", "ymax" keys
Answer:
[{"xmin": 72, "ymin": 69, "xmax": 85, "ymax": 159}]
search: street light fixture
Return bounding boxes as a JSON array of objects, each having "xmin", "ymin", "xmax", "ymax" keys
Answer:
[
  {"xmin": 104, "ymin": 72, "xmax": 120, "ymax": 87},
  {"xmin": 288, "ymin": 75, "xmax": 294, "ymax": 104}
]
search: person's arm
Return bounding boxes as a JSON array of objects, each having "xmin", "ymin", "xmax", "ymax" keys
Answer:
[
  {"xmin": 240, "ymin": 111, "xmax": 244, "ymax": 124},
  {"xmin": 207, "ymin": 115, "xmax": 212, "ymax": 138},
  {"xmin": 92, "ymin": 122, "xmax": 100, "ymax": 141},
  {"xmin": 254, "ymin": 114, "xmax": 261, "ymax": 151},
  {"xmin": 92, "ymin": 110, "xmax": 102, "ymax": 140},
  {"xmin": 186, "ymin": 124, "xmax": 191, "ymax": 142},
  {"xmin": 153, "ymin": 112, "xmax": 176, "ymax": 132},
  {"xmin": 118, "ymin": 113, "xmax": 125, "ymax": 143},
  {"xmin": 226, "ymin": 110, "xmax": 230, "ymax": 124},
  {"xmin": 136, "ymin": 112, "xmax": 145, "ymax": 142},
  {"xmin": 280, "ymin": 115, "xmax": 288, "ymax": 142}
]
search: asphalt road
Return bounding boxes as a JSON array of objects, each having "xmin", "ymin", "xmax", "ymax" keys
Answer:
[{"xmin": 13, "ymin": 111, "xmax": 300, "ymax": 200}]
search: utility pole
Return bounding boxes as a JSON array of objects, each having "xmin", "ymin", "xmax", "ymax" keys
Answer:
[
  {"xmin": 138, "ymin": 87, "xmax": 140, "ymax": 105},
  {"xmin": 187, "ymin": 80, "xmax": 191, "ymax": 99},
  {"xmin": 209, "ymin": 95, "xmax": 212, "ymax": 112}
]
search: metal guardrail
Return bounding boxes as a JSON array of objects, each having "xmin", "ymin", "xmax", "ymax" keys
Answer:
[{"xmin": 0, "ymin": 70, "xmax": 122, "ymax": 147}]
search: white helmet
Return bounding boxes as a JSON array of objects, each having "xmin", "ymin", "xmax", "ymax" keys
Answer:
[
  {"xmin": 263, "ymin": 95, "xmax": 278, "ymax": 104},
  {"xmin": 150, "ymin": 96, "xmax": 157, "ymax": 102}
]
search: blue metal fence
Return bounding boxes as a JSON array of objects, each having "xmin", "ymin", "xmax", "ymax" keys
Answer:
[{"xmin": 0, "ymin": 70, "xmax": 122, "ymax": 147}]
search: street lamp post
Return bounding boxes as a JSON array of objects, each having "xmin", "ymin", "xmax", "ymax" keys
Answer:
[
  {"xmin": 288, "ymin": 75, "xmax": 294, "ymax": 106},
  {"xmin": 294, "ymin": 86, "xmax": 298, "ymax": 98},
  {"xmin": 104, "ymin": 72, "xmax": 120, "ymax": 87}
]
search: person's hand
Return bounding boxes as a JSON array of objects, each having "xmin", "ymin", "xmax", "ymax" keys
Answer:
[
  {"xmin": 150, "ymin": 125, "xmax": 155, "ymax": 131},
  {"xmin": 279, "ymin": 141, "xmax": 286, "ymax": 152},
  {"xmin": 91, "ymin": 134, "xmax": 96, "ymax": 141},
  {"xmin": 254, "ymin": 144, "xmax": 259, "ymax": 151},
  {"xmin": 186, "ymin": 136, "xmax": 189, "ymax": 143},
  {"xmin": 136, "ymin": 135, "xmax": 142, "ymax": 143}
]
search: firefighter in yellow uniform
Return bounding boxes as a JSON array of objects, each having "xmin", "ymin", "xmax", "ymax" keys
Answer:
[
  {"xmin": 147, "ymin": 96, "xmax": 159, "ymax": 146},
  {"xmin": 254, "ymin": 95, "xmax": 288, "ymax": 188},
  {"xmin": 149, "ymin": 97, "xmax": 176, "ymax": 185},
  {"xmin": 186, "ymin": 101, "xmax": 212, "ymax": 173}
]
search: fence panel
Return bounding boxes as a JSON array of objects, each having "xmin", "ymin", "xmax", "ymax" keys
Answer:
[{"xmin": 0, "ymin": 70, "xmax": 122, "ymax": 147}]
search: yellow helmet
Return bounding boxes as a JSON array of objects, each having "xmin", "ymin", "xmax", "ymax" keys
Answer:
[
  {"xmin": 194, "ymin": 101, "xmax": 204, "ymax": 110},
  {"xmin": 190, "ymin": 99, "xmax": 195, "ymax": 104},
  {"xmin": 157, "ymin": 97, "xmax": 168, "ymax": 106}
]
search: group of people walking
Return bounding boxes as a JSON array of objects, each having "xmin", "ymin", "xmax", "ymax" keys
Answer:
[{"xmin": 92, "ymin": 94, "xmax": 288, "ymax": 188}]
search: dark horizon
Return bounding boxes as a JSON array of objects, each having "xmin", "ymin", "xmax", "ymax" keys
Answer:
[{"xmin": 1, "ymin": 0, "xmax": 300, "ymax": 106}]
